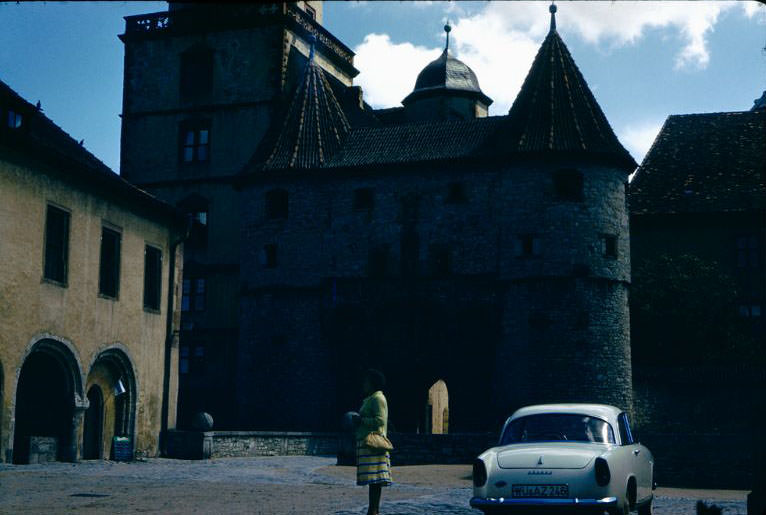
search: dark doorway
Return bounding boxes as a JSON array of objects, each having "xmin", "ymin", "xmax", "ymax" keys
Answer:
[
  {"xmin": 83, "ymin": 386, "xmax": 103, "ymax": 459},
  {"xmin": 13, "ymin": 352, "xmax": 73, "ymax": 463}
]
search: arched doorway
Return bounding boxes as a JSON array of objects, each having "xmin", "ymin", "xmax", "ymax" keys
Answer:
[
  {"xmin": 426, "ymin": 379, "xmax": 449, "ymax": 434},
  {"xmin": 84, "ymin": 348, "xmax": 136, "ymax": 461},
  {"xmin": 13, "ymin": 339, "xmax": 83, "ymax": 464},
  {"xmin": 82, "ymin": 386, "xmax": 103, "ymax": 459}
]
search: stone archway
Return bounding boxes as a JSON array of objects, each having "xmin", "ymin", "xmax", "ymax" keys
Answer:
[
  {"xmin": 85, "ymin": 347, "xmax": 137, "ymax": 460},
  {"xmin": 13, "ymin": 338, "xmax": 84, "ymax": 464}
]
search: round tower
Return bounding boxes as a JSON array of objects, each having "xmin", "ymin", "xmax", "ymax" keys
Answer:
[{"xmin": 493, "ymin": 4, "xmax": 635, "ymax": 418}]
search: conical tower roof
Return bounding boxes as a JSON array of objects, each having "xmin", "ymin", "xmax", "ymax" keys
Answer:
[
  {"xmin": 264, "ymin": 43, "xmax": 351, "ymax": 170},
  {"xmin": 504, "ymin": 6, "xmax": 636, "ymax": 170}
]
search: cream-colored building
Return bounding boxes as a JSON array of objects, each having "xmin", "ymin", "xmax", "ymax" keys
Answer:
[{"xmin": 0, "ymin": 79, "xmax": 184, "ymax": 463}]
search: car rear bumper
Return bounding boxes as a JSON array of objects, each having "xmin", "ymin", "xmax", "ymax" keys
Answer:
[{"xmin": 470, "ymin": 496, "xmax": 618, "ymax": 508}]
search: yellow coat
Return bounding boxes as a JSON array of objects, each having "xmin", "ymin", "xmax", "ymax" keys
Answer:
[{"xmin": 356, "ymin": 390, "xmax": 388, "ymax": 441}]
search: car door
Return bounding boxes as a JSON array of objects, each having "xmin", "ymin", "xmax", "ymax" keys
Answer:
[{"xmin": 618, "ymin": 412, "xmax": 652, "ymax": 501}]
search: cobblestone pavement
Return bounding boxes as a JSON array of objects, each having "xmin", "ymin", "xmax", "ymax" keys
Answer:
[{"xmin": 0, "ymin": 456, "xmax": 748, "ymax": 514}]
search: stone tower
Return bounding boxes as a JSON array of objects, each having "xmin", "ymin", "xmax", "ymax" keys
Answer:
[
  {"xmin": 492, "ymin": 5, "xmax": 634, "ymax": 415},
  {"xmin": 118, "ymin": 1, "xmax": 358, "ymax": 427}
]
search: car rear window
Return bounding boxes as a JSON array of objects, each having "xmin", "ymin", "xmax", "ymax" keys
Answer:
[{"xmin": 501, "ymin": 414, "xmax": 616, "ymax": 445}]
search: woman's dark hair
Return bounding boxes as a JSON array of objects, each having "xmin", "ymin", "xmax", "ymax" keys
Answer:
[{"xmin": 364, "ymin": 369, "xmax": 386, "ymax": 391}]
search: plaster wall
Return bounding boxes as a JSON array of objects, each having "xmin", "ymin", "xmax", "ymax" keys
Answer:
[{"xmin": 0, "ymin": 157, "xmax": 181, "ymax": 462}]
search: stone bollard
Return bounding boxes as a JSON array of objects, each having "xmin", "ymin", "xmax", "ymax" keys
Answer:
[{"xmin": 337, "ymin": 411, "xmax": 358, "ymax": 466}]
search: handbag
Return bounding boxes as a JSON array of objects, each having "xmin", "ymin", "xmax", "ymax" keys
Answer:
[{"xmin": 364, "ymin": 431, "xmax": 394, "ymax": 452}]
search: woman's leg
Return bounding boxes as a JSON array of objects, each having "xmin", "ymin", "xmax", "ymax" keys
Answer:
[{"xmin": 368, "ymin": 484, "xmax": 382, "ymax": 515}]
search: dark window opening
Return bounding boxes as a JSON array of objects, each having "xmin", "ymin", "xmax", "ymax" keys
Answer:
[
  {"xmin": 515, "ymin": 234, "xmax": 541, "ymax": 258},
  {"xmin": 553, "ymin": 169, "xmax": 584, "ymax": 202},
  {"xmin": 265, "ymin": 189, "xmax": 289, "ymax": 220},
  {"xmin": 262, "ymin": 244, "xmax": 278, "ymax": 268},
  {"xmin": 429, "ymin": 244, "xmax": 450, "ymax": 277},
  {"xmin": 192, "ymin": 344, "xmax": 205, "ymax": 374},
  {"xmin": 181, "ymin": 278, "xmax": 206, "ymax": 312},
  {"xmin": 368, "ymin": 245, "xmax": 389, "ymax": 278},
  {"xmin": 189, "ymin": 210, "xmax": 208, "ymax": 248},
  {"xmin": 739, "ymin": 304, "xmax": 762, "ymax": 318},
  {"xmin": 99, "ymin": 227, "xmax": 121, "ymax": 298},
  {"xmin": 603, "ymin": 234, "xmax": 618, "ymax": 259},
  {"xmin": 43, "ymin": 205, "xmax": 70, "ymax": 284},
  {"xmin": 400, "ymin": 231, "xmax": 419, "ymax": 276},
  {"xmin": 737, "ymin": 235, "xmax": 759, "ymax": 268},
  {"xmin": 445, "ymin": 182, "xmax": 467, "ymax": 204},
  {"xmin": 7, "ymin": 109, "xmax": 22, "ymax": 129},
  {"xmin": 180, "ymin": 121, "xmax": 210, "ymax": 164},
  {"xmin": 180, "ymin": 47, "xmax": 214, "ymax": 101},
  {"xmin": 143, "ymin": 245, "xmax": 162, "ymax": 311},
  {"xmin": 353, "ymin": 188, "xmax": 374, "ymax": 212}
]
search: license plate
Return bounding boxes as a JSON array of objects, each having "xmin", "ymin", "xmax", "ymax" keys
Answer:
[{"xmin": 511, "ymin": 484, "xmax": 569, "ymax": 498}]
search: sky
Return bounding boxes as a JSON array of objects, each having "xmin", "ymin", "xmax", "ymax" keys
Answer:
[{"xmin": 0, "ymin": 1, "xmax": 764, "ymax": 173}]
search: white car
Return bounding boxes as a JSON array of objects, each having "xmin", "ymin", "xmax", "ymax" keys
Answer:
[{"xmin": 470, "ymin": 404, "xmax": 654, "ymax": 514}]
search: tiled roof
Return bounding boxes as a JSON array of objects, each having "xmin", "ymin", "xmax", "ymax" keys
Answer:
[
  {"xmin": 502, "ymin": 27, "xmax": 636, "ymax": 170},
  {"xmin": 325, "ymin": 116, "xmax": 506, "ymax": 168},
  {"xmin": 263, "ymin": 47, "xmax": 351, "ymax": 170},
  {"xmin": 629, "ymin": 110, "xmax": 766, "ymax": 215},
  {"xmin": 402, "ymin": 49, "xmax": 492, "ymax": 106},
  {"xmin": 0, "ymin": 78, "xmax": 181, "ymax": 223}
]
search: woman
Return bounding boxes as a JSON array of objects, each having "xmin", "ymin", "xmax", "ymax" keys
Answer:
[{"xmin": 353, "ymin": 369, "xmax": 391, "ymax": 515}]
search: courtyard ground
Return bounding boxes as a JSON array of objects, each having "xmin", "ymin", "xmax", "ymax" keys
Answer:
[{"xmin": 0, "ymin": 456, "xmax": 748, "ymax": 514}]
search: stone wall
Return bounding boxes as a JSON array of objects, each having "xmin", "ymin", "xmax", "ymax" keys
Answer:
[{"xmin": 165, "ymin": 429, "xmax": 497, "ymax": 464}]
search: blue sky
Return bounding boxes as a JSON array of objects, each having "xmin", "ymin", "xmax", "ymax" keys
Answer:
[{"xmin": 1, "ymin": 1, "xmax": 764, "ymax": 173}]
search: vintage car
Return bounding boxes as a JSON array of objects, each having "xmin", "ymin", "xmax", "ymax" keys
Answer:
[{"xmin": 471, "ymin": 404, "xmax": 654, "ymax": 514}]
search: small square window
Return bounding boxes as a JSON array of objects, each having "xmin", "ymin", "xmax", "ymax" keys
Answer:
[
  {"xmin": 262, "ymin": 244, "xmax": 278, "ymax": 268},
  {"xmin": 445, "ymin": 182, "xmax": 467, "ymax": 204},
  {"xmin": 7, "ymin": 110, "xmax": 22, "ymax": 129},
  {"xmin": 353, "ymin": 188, "xmax": 374, "ymax": 212},
  {"xmin": 179, "ymin": 121, "xmax": 211, "ymax": 164},
  {"xmin": 515, "ymin": 234, "xmax": 541, "ymax": 258},
  {"xmin": 265, "ymin": 189, "xmax": 289, "ymax": 219},
  {"xmin": 553, "ymin": 169, "xmax": 584, "ymax": 202},
  {"xmin": 603, "ymin": 234, "xmax": 618, "ymax": 259}
]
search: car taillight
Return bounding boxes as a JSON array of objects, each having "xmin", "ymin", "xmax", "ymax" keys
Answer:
[
  {"xmin": 473, "ymin": 459, "xmax": 487, "ymax": 487},
  {"xmin": 595, "ymin": 457, "xmax": 610, "ymax": 486}
]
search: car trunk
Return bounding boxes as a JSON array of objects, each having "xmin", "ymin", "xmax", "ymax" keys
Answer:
[{"xmin": 496, "ymin": 442, "xmax": 607, "ymax": 469}]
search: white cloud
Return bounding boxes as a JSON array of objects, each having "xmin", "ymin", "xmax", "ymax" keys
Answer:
[
  {"xmin": 352, "ymin": 2, "xmax": 745, "ymax": 111},
  {"xmin": 352, "ymin": 33, "xmax": 441, "ymax": 108},
  {"xmin": 618, "ymin": 120, "xmax": 666, "ymax": 165}
]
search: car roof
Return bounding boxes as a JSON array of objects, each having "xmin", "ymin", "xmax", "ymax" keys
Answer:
[{"xmin": 509, "ymin": 404, "xmax": 623, "ymax": 423}]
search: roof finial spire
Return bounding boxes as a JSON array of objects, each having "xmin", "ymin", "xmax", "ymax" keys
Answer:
[
  {"xmin": 549, "ymin": 2, "xmax": 557, "ymax": 33},
  {"xmin": 444, "ymin": 22, "xmax": 452, "ymax": 52}
]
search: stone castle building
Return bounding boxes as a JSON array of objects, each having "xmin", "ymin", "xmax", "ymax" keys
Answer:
[
  {"xmin": 120, "ymin": 1, "xmax": 636, "ymax": 433},
  {"xmin": 0, "ymin": 79, "xmax": 184, "ymax": 463}
]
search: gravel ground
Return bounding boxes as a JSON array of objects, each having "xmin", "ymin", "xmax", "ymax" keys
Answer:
[{"xmin": 0, "ymin": 457, "xmax": 748, "ymax": 514}]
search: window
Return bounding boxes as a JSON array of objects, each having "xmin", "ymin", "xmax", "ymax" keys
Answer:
[
  {"xmin": 7, "ymin": 109, "xmax": 22, "ymax": 129},
  {"xmin": 265, "ymin": 189, "xmax": 288, "ymax": 220},
  {"xmin": 143, "ymin": 245, "xmax": 162, "ymax": 311},
  {"xmin": 353, "ymin": 188, "xmax": 374, "ymax": 212},
  {"xmin": 429, "ymin": 244, "xmax": 450, "ymax": 277},
  {"xmin": 553, "ymin": 169, "xmax": 584, "ymax": 202},
  {"xmin": 617, "ymin": 412, "xmax": 635, "ymax": 445},
  {"xmin": 99, "ymin": 227, "xmax": 121, "ymax": 298},
  {"xmin": 602, "ymin": 234, "xmax": 618, "ymax": 259},
  {"xmin": 739, "ymin": 304, "xmax": 762, "ymax": 318},
  {"xmin": 445, "ymin": 182, "xmax": 467, "ymax": 204},
  {"xmin": 192, "ymin": 344, "xmax": 205, "ymax": 374},
  {"xmin": 43, "ymin": 205, "xmax": 70, "ymax": 284},
  {"xmin": 514, "ymin": 234, "xmax": 541, "ymax": 258},
  {"xmin": 179, "ymin": 46, "xmax": 214, "ymax": 101},
  {"xmin": 262, "ymin": 244, "xmax": 278, "ymax": 268},
  {"xmin": 400, "ymin": 231, "xmax": 419, "ymax": 276},
  {"xmin": 737, "ymin": 235, "xmax": 759, "ymax": 268},
  {"xmin": 304, "ymin": 4, "xmax": 316, "ymax": 19},
  {"xmin": 178, "ymin": 195, "xmax": 209, "ymax": 249},
  {"xmin": 180, "ymin": 345, "xmax": 190, "ymax": 374},
  {"xmin": 181, "ymin": 278, "xmax": 206, "ymax": 312},
  {"xmin": 368, "ymin": 245, "xmax": 389, "ymax": 277},
  {"xmin": 180, "ymin": 121, "xmax": 210, "ymax": 163}
]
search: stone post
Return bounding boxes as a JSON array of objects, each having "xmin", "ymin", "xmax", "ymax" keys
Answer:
[{"xmin": 67, "ymin": 405, "xmax": 87, "ymax": 462}]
